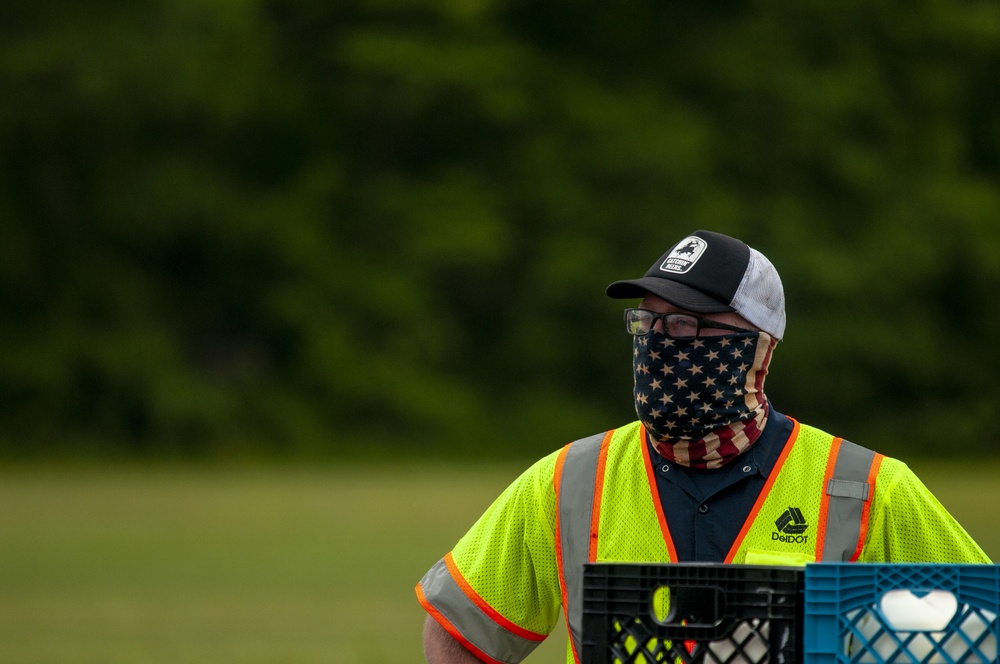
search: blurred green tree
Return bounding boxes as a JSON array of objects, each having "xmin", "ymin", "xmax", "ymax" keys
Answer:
[{"xmin": 1, "ymin": 0, "xmax": 999, "ymax": 457}]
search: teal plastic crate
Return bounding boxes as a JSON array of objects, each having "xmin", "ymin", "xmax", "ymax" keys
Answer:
[{"xmin": 804, "ymin": 564, "xmax": 1000, "ymax": 664}]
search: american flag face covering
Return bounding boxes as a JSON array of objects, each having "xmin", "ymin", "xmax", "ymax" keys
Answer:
[{"xmin": 633, "ymin": 330, "xmax": 777, "ymax": 469}]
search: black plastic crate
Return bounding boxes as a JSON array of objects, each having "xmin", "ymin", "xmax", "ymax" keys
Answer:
[{"xmin": 582, "ymin": 563, "xmax": 803, "ymax": 664}]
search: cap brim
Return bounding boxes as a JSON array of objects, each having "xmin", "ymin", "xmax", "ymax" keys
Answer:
[{"xmin": 605, "ymin": 278, "xmax": 734, "ymax": 313}]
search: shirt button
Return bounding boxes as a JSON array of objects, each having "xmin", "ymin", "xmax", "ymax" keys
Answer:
[
  {"xmin": 698, "ymin": 504, "xmax": 709, "ymax": 514},
  {"xmin": 742, "ymin": 465, "xmax": 752, "ymax": 473},
  {"xmin": 660, "ymin": 464, "xmax": 670, "ymax": 473}
]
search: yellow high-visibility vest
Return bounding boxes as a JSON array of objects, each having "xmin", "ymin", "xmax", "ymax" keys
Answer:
[
  {"xmin": 417, "ymin": 418, "xmax": 990, "ymax": 664},
  {"xmin": 555, "ymin": 420, "xmax": 875, "ymax": 662}
]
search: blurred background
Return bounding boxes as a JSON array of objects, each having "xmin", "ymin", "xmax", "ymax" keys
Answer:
[
  {"xmin": 4, "ymin": 0, "xmax": 1000, "ymax": 460},
  {"xmin": 2, "ymin": 0, "xmax": 1000, "ymax": 661}
]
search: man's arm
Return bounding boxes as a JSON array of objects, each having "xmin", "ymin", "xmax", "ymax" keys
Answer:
[{"xmin": 423, "ymin": 616, "xmax": 483, "ymax": 663}]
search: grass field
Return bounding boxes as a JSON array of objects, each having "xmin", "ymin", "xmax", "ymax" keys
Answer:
[{"xmin": 0, "ymin": 460, "xmax": 996, "ymax": 663}]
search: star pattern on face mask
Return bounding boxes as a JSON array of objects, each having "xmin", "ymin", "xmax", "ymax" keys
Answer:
[{"xmin": 634, "ymin": 330, "xmax": 764, "ymax": 442}]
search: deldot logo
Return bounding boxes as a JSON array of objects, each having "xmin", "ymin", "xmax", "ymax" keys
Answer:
[
  {"xmin": 659, "ymin": 236, "xmax": 707, "ymax": 274},
  {"xmin": 772, "ymin": 507, "xmax": 809, "ymax": 544}
]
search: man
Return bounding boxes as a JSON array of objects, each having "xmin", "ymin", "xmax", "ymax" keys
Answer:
[{"xmin": 416, "ymin": 230, "xmax": 990, "ymax": 664}]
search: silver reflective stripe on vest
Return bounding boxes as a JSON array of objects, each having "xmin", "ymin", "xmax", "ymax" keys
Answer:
[
  {"xmin": 418, "ymin": 558, "xmax": 542, "ymax": 663},
  {"xmin": 557, "ymin": 432, "xmax": 606, "ymax": 661},
  {"xmin": 821, "ymin": 439, "xmax": 876, "ymax": 561}
]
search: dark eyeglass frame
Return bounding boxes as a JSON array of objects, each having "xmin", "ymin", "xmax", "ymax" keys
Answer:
[{"xmin": 623, "ymin": 308, "xmax": 754, "ymax": 339}]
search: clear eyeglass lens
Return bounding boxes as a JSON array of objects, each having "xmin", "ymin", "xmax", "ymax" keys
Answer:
[
  {"xmin": 666, "ymin": 315, "xmax": 698, "ymax": 338},
  {"xmin": 626, "ymin": 310, "xmax": 651, "ymax": 335},
  {"xmin": 626, "ymin": 310, "xmax": 700, "ymax": 338}
]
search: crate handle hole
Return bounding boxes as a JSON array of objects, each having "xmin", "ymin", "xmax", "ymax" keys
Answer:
[
  {"xmin": 878, "ymin": 589, "xmax": 957, "ymax": 632},
  {"xmin": 649, "ymin": 584, "xmax": 725, "ymax": 627}
]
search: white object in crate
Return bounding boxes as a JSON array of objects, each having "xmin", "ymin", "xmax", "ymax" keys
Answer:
[
  {"xmin": 702, "ymin": 620, "xmax": 769, "ymax": 664},
  {"xmin": 850, "ymin": 589, "xmax": 996, "ymax": 663}
]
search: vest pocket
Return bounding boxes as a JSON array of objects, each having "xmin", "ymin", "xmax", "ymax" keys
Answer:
[{"xmin": 745, "ymin": 549, "xmax": 815, "ymax": 566}]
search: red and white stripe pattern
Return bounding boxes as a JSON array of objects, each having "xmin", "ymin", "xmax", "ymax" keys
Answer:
[{"xmin": 633, "ymin": 331, "xmax": 777, "ymax": 469}]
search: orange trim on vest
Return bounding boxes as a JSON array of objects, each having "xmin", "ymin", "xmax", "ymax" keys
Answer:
[
  {"xmin": 589, "ymin": 431, "xmax": 614, "ymax": 562},
  {"xmin": 849, "ymin": 452, "xmax": 884, "ymax": 561},
  {"xmin": 724, "ymin": 418, "xmax": 801, "ymax": 563},
  {"xmin": 416, "ymin": 583, "xmax": 504, "ymax": 664},
  {"xmin": 442, "ymin": 552, "xmax": 546, "ymax": 641},
  {"xmin": 813, "ymin": 437, "xmax": 844, "ymax": 560},
  {"xmin": 640, "ymin": 426, "xmax": 678, "ymax": 562},
  {"xmin": 551, "ymin": 443, "xmax": 579, "ymax": 664}
]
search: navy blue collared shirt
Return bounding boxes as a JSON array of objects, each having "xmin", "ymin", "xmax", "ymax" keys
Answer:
[{"xmin": 647, "ymin": 406, "xmax": 794, "ymax": 562}]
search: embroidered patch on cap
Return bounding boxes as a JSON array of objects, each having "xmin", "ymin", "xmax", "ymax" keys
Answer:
[{"xmin": 659, "ymin": 236, "xmax": 707, "ymax": 274}]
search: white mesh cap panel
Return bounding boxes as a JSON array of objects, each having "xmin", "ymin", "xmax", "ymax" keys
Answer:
[{"xmin": 731, "ymin": 247, "xmax": 786, "ymax": 339}]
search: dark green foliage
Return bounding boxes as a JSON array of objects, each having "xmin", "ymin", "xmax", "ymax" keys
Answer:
[{"xmin": 2, "ymin": 0, "xmax": 999, "ymax": 458}]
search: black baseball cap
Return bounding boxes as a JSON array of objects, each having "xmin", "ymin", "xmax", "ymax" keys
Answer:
[{"xmin": 606, "ymin": 230, "xmax": 786, "ymax": 338}]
